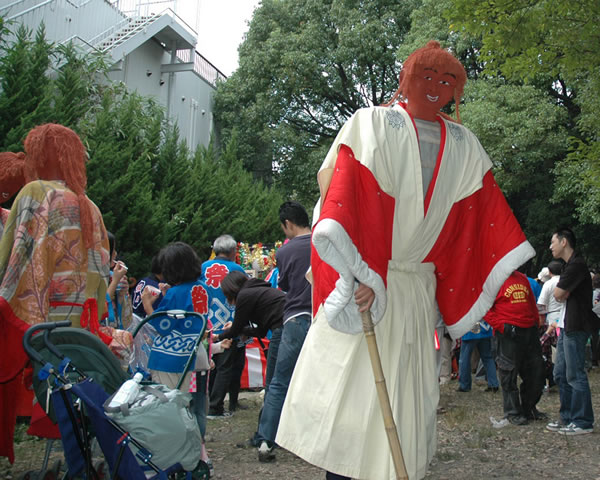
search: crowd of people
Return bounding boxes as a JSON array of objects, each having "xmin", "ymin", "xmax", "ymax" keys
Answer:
[
  {"xmin": 441, "ymin": 233, "xmax": 599, "ymax": 436},
  {"xmin": 1, "ymin": 39, "xmax": 599, "ymax": 480},
  {"xmin": 442, "ymin": 231, "xmax": 599, "ymax": 434},
  {"xmin": 0, "ymin": 127, "xmax": 314, "ymax": 472}
]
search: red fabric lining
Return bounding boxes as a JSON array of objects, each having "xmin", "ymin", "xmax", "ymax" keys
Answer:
[
  {"xmin": 424, "ymin": 170, "xmax": 528, "ymax": 327},
  {"xmin": 27, "ymin": 401, "xmax": 61, "ymax": 439},
  {"xmin": 0, "ymin": 297, "xmax": 30, "ymax": 463},
  {"xmin": 312, "ymin": 144, "xmax": 395, "ymax": 315}
]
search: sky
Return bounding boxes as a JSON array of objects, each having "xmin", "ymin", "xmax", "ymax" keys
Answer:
[{"xmin": 181, "ymin": 0, "xmax": 262, "ymax": 76}]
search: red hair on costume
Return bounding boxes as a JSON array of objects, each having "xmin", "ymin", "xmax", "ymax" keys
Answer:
[
  {"xmin": 23, "ymin": 124, "xmax": 95, "ymax": 249},
  {"xmin": 384, "ymin": 40, "xmax": 467, "ymax": 123},
  {"xmin": 0, "ymin": 152, "xmax": 26, "ymax": 203}
]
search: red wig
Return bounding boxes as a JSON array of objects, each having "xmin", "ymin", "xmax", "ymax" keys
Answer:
[
  {"xmin": 0, "ymin": 152, "xmax": 26, "ymax": 204},
  {"xmin": 23, "ymin": 124, "xmax": 95, "ymax": 249},
  {"xmin": 385, "ymin": 40, "xmax": 467, "ymax": 123}
]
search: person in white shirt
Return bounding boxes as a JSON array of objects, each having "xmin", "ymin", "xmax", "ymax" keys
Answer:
[
  {"xmin": 538, "ymin": 261, "xmax": 564, "ymax": 327},
  {"xmin": 537, "ymin": 260, "xmax": 564, "ymax": 391}
]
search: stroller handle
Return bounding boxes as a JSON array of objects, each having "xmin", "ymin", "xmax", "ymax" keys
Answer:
[{"xmin": 23, "ymin": 320, "xmax": 72, "ymax": 365}]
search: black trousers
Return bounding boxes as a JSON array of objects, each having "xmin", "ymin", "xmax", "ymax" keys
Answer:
[
  {"xmin": 228, "ymin": 342, "xmax": 247, "ymax": 409},
  {"xmin": 208, "ymin": 343, "xmax": 246, "ymax": 414},
  {"xmin": 326, "ymin": 473, "xmax": 350, "ymax": 480},
  {"xmin": 496, "ymin": 325, "xmax": 545, "ymax": 418}
]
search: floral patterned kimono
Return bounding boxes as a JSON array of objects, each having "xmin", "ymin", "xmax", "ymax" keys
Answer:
[{"xmin": 0, "ymin": 180, "xmax": 110, "ymax": 461}]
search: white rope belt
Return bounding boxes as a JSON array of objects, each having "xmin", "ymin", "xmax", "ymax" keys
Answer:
[{"xmin": 388, "ymin": 260, "xmax": 435, "ymax": 273}]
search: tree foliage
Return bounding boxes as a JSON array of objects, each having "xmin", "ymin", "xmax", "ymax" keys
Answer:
[
  {"xmin": 446, "ymin": 0, "xmax": 600, "ymax": 230},
  {"xmin": 180, "ymin": 135, "xmax": 284, "ymax": 257},
  {"xmin": 397, "ymin": 0, "xmax": 485, "ymax": 80},
  {"xmin": 80, "ymin": 87, "xmax": 285, "ymax": 274},
  {"xmin": 0, "ymin": 24, "xmax": 52, "ymax": 150},
  {"xmin": 214, "ymin": 0, "xmax": 419, "ymax": 206},
  {"xmin": 460, "ymin": 79, "xmax": 573, "ymax": 269},
  {"xmin": 447, "ymin": 0, "xmax": 599, "ymax": 82}
]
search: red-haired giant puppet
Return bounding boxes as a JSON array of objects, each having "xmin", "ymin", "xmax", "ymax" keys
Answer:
[
  {"xmin": 276, "ymin": 41, "xmax": 535, "ymax": 479},
  {"xmin": 0, "ymin": 124, "xmax": 110, "ymax": 462}
]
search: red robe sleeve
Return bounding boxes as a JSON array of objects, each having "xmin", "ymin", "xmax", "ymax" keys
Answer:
[
  {"xmin": 312, "ymin": 145, "xmax": 395, "ymax": 334},
  {"xmin": 424, "ymin": 171, "xmax": 535, "ymax": 338}
]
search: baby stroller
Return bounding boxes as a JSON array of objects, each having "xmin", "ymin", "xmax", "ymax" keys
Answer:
[{"xmin": 23, "ymin": 310, "xmax": 210, "ymax": 480}]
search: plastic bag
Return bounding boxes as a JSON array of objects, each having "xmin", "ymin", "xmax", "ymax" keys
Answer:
[
  {"xmin": 105, "ymin": 384, "xmax": 202, "ymax": 471},
  {"xmin": 127, "ymin": 314, "xmax": 158, "ymax": 375}
]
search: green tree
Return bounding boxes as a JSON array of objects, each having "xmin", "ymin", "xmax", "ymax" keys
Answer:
[
  {"xmin": 83, "ymin": 87, "xmax": 171, "ymax": 275},
  {"xmin": 447, "ymin": 0, "xmax": 600, "ymax": 229},
  {"xmin": 447, "ymin": 0, "xmax": 599, "ymax": 82},
  {"xmin": 52, "ymin": 42, "xmax": 109, "ymax": 128},
  {"xmin": 214, "ymin": 0, "xmax": 420, "ymax": 206},
  {"xmin": 0, "ymin": 24, "xmax": 53, "ymax": 150},
  {"xmin": 397, "ymin": 0, "xmax": 484, "ymax": 81},
  {"xmin": 180, "ymin": 136, "xmax": 284, "ymax": 259},
  {"xmin": 460, "ymin": 79, "xmax": 572, "ymax": 269}
]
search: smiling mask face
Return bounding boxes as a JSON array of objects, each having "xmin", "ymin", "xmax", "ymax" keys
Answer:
[
  {"xmin": 398, "ymin": 40, "xmax": 467, "ymax": 122},
  {"xmin": 404, "ymin": 66, "xmax": 458, "ymax": 121}
]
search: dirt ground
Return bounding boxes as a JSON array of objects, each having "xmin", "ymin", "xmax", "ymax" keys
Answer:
[{"xmin": 2, "ymin": 368, "xmax": 600, "ymax": 479}]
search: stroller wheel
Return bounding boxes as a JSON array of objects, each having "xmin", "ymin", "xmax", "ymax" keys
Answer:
[
  {"xmin": 41, "ymin": 469, "xmax": 57, "ymax": 480},
  {"xmin": 192, "ymin": 460, "xmax": 211, "ymax": 480},
  {"xmin": 94, "ymin": 460, "xmax": 108, "ymax": 479},
  {"xmin": 172, "ymin": 461, "xmax": 210, "ymax": 480},
  {"xmin": 41, "ymin": 459, "xmax": 63, "ymax": 480},
  {"xmin": 17, "ymin": 471, "xmax": 38, "ymax": 480}
]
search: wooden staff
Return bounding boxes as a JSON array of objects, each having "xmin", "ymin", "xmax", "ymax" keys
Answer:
[{"xmin": 361, "ymin": 310, "xmax": 408, "ymax": 480}]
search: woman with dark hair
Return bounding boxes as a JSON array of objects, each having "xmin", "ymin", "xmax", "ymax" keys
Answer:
[{"xmin": 141, "ymin": 242, "xmax": 212, "ymax": 390}]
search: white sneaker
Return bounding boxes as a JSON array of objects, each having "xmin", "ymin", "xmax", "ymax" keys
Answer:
[
  {"xmin": 546, "ymin": 420, "xmax": 565, "ymax": 432},
  {"xmin": 257, "ymin": 440, "xmax": 276, "ymax": 462},
  {"xmin": 558, "ymin": 423, "xmax": 593, "ymax": 435}
]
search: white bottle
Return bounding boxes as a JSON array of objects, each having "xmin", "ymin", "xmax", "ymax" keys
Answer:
[{"xmin": 108, "ymin": 372, "xmax": 143, "ymax": 408}]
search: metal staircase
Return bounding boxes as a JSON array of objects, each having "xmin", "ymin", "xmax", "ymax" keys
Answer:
[
  {"xmin": 92, "ymin": 13, "xmax": 160, "ymax": 53},
  {"xmin": 1, "ymin": 0, "xmax": 226, "ymax": 87}
]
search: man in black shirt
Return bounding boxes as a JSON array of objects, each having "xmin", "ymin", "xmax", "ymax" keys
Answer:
[
  {"xmin": 257, "ymin": 201, "xmax": 312, "ymax": 462},
  {"xmin": 546, "ymin": 227, "xmax": 595, "ymax": 435}
]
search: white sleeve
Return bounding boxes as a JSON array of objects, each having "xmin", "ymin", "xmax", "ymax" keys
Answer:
[{"xmin": 537, "ymin": 282, "xmax": 550, "ymax": 307}]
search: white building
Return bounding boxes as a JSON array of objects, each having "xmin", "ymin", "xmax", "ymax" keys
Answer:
[{"xmin": 0, "ymin": 0, "xmax": 225, "ymax": 149}]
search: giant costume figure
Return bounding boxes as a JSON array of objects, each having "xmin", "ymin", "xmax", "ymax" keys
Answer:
[
  {"xmin": 0, "ymin": 124, "xmax": 110, "ymax": 462},
  {"xmin": 276, "ymin": 41, "xmax": 535, "ymax": 479}
]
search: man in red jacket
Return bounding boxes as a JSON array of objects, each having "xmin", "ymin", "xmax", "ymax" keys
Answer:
[{"xmin": 484, "ymin": 271, "xmax": 546, "ymax": 425}]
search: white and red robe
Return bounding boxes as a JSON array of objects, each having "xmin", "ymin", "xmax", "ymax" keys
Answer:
[{"xmin": 276, "ymin": 104, "xmax": 535, "ymax": 479}]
